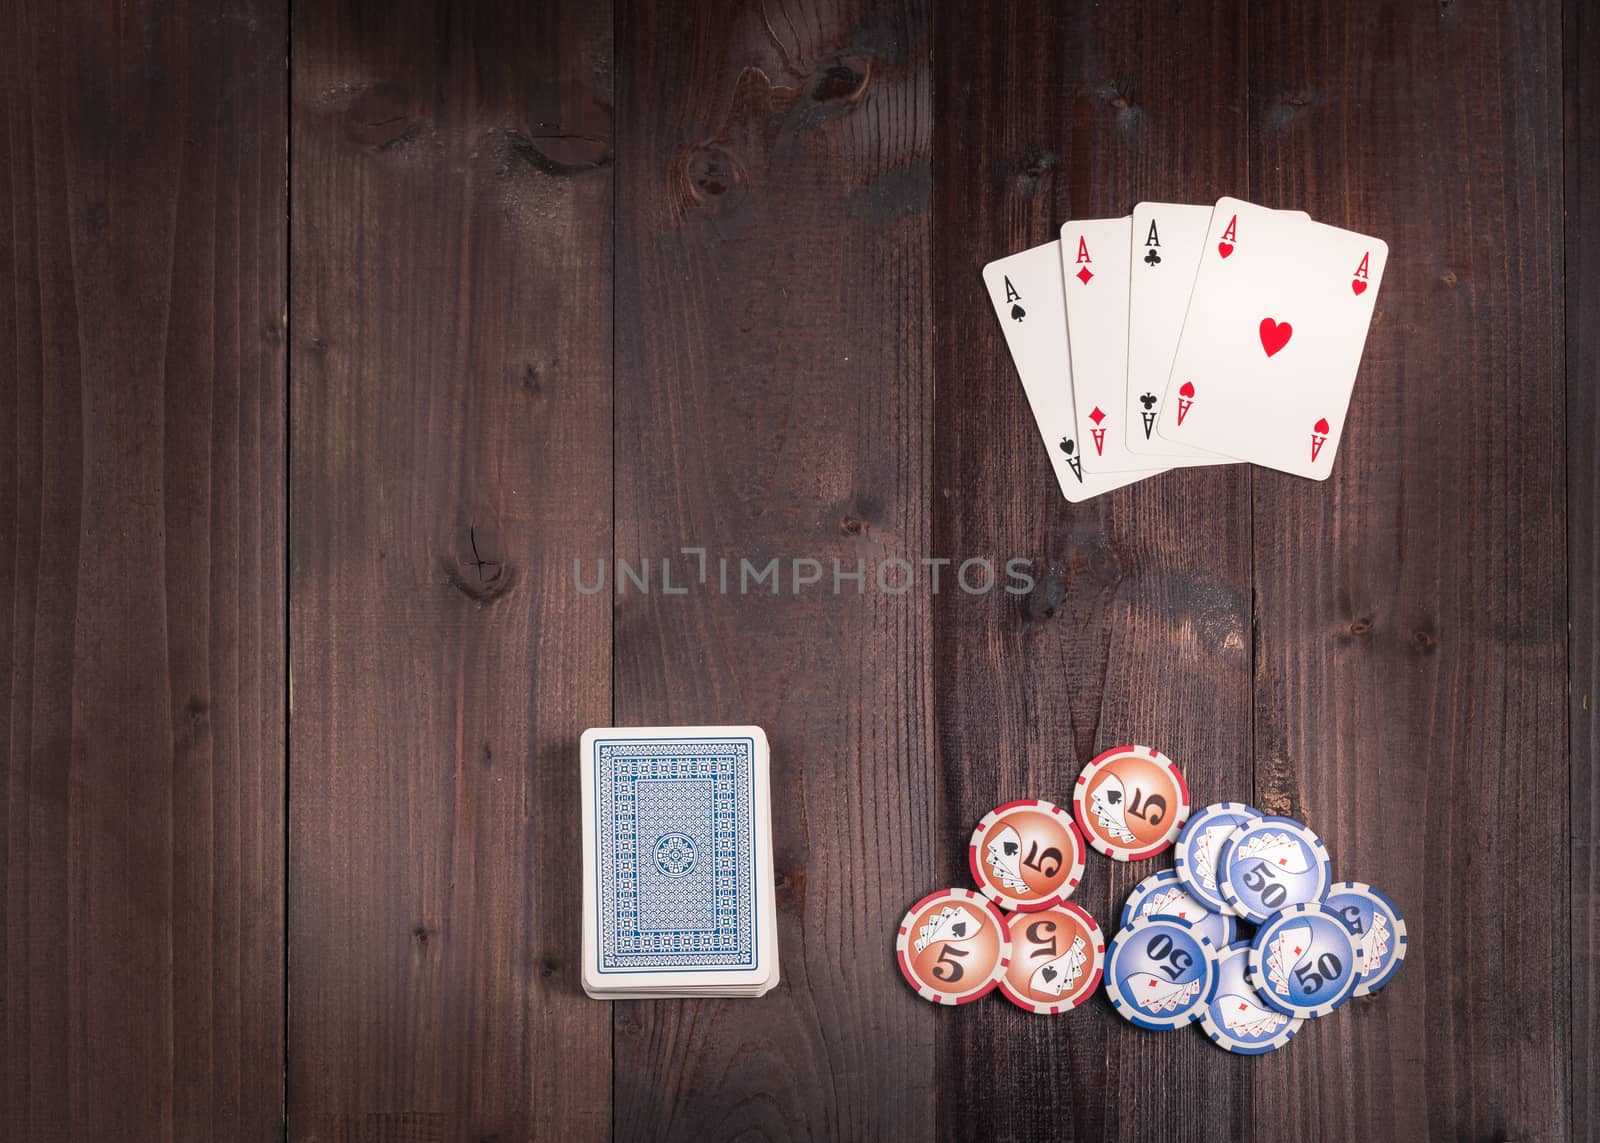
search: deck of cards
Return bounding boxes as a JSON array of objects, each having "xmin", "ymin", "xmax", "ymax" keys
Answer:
[
  {"xmin": 580, "ymin": 726, "xmax": 780, "ymax": 998},
  {"xmin": 985, "ymin": 197, "xmax": 1388, "ymax": 498}
]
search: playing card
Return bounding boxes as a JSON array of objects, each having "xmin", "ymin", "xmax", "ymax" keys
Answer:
[
  {"xmin": 1219, "ymin": 991, "xmax": 1288, "ymax": 1037},
  {"xmin": 1267, "ymin": 923, "xmax": 1312, "ymax": 997},
  {"xmin": 580, "ymin": 726, "xmax": 779, "ymax": 997},
  {"xmin": 1154, "ymin": 198, "xmax": 1387, "ymax": 477},
  {"xmin": 1059, "ymin": 217, "xmax": 1149, "ymax": 472},
  {"xmin": 982, "ymin": 241, "xmax": 1165, "ymax": 501},
  {"xmin": 1126, "ymin": 203, "xmax": 1311, "ymax": 462},
  {"xmin": 1028, "ymin": 934, "xmax": 1088, "ymax": 998},
  {"xmin": 1128, "ymin": 973, "xmax": 1202, "ymax": 1014}
]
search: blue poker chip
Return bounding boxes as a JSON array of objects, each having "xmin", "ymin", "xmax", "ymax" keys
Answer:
[
  {"xmin": 1199, "ymin": 944, "xmax": 1303, "ymax": 1054},
  {"xmin": 1323, "ymin": 881, "xmax": 1408, "ymax": 997},
  {"xmin": 1121, "ymin": 870, "xmax": 1236, "ymax": 949},
  {"xmin": 1216, "ymin": 815, "xmax": 1331, "ymax": 924},
  {"xmin": 1103, "ymin": 915, "xmax": 1218, "ymax": 1030},
  {"xmin": 1246, "ymin": 902, "xmax": 1367, "ymax": 1019},
  {"xmin": 1174, "ymin": 802, "xmax": 1263, "ymax": 916}
]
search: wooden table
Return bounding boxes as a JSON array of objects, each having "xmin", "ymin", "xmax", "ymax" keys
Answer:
[{"xmin": 3, "ymin": 1, "xmax": 1594, "ymax": 1140}]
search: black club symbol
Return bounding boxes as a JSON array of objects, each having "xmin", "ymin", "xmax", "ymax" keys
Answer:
[
  {"xmin": 1139, "ymin": 392, "xmax": 1157, "ymax": 410},
  {"xmin": 1143, "ymin": 249, "xmax": 1162, "ymax": 266}
]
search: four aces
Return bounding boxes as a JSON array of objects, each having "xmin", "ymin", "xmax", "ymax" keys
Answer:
[{"xmin": 985, "ymin": 197, "xmax": 1385, "ymax": 496}]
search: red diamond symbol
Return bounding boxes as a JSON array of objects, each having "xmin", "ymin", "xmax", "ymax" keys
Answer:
[
  {"xmin": 1089, "ymin": 406, "xmax": 1106, "ymax": 425},
  {"xmin": 1076, "ymin": 265, "xmax": 1094, "ymax": 285}
]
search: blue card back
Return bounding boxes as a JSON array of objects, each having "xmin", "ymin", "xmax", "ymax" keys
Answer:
[{"xmin": 592, "ymin": 734, "xmax": 760, "ymax": 974}]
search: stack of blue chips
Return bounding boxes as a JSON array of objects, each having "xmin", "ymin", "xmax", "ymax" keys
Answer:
[{"xmin": 1102, "ymin": 801, "xmax": 1408, "ymax": 1053}]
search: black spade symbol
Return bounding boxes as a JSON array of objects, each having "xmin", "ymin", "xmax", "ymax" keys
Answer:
[
  {"xmin": 1004, "ymin": 841, "xmax": 1019, "ymax": 856},
  {"xmin": 1060, "ymin": 437, "xmax": 1075, "ymax": 456},
  {"xmin": 1105, "ymin": 788, "xmax": 1122, "ymax": 805},
  {"xmin": 1144, "ymin": 249, "xmax": 1162, "ymax": 266},
  {"xmin": 1140, "ymin": 392, "xmax": 1157, "ymax": 410},
  {"xmin": 950, "ymin": 921, "xmax": 968, "ymax": 938},
  {"xmin": 1010, "ymin": 303, "xmax": 1026, "ymax": 322},
  {"xmin": 1041, "ymin": 966, "xmax": 1058, "ymax": 982}
]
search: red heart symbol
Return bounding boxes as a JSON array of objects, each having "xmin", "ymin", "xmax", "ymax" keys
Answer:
[
  {"xmin": 1259, "ymin": 318, "xmax": 1293, "ymax": 357},
  {"xmin": 1351, "ymin": 279, "xmax": 1367, "ymax": 296},
  {"xmin": 1218, "ymin": 241, "xmax": 1234, "ymax": 259},
  {"xmin": 1179, "ymin": 380, "xmax": 1195, "ymax": 398}
]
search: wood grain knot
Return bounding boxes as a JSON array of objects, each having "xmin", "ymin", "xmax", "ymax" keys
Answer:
[
  {"xmin": 808, "ymin": 54, "xmax": 871, "ymax": 104},
  {"xmin": 518, "ymin": 362, "xmax": 548, "ymax": 399},
  {"xmin": 177, "ymin": 696, "xmax": 211, "ymax": 747},
  {"xmin": 1019, "ymin": 570, "xmax": 1065, "ymax": 631},
  {"xmin": 1084, "ymin": 542, "xmax": 1123, "ymax": 587},
  {"xmin": 343, "ymin": 82, "xmax": 420, "ymax": 150},
  {"xmin": 1096, "ymin": 80, "xmax": 1138, "ymax": 112},
  {"xmin": 684, "ymin": 143, "xmax": 744, "ymax": 207},
  {"xmin": 839, "ymin": 515, "xmax": 866, "ymax": 537},
  {"xmin": 505, "ymin": 129, "xmax": 612, "ymax": 176},
  {"xmin": 775, "ymin": 865, "xmax": 807, "ymax": 910},
  {"xmin": 442, "ymin": 525, "xmax": 517, "ymax": 608},
  {"xmin": 1412, "ymin": 628, "xmax": 1438, "ymax": 654},
  {"xmin": 1015, "ymin": 145, "xmax": 1060, "ymax": 191}
]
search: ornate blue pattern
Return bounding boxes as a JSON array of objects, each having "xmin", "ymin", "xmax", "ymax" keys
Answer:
[
  {"xmin": 653, "ymin": 832, "xmax": 697, "ymax": 877},
  {"xmin": 594, "ymin": 737, "xmax": 758, "ymax": 972}
]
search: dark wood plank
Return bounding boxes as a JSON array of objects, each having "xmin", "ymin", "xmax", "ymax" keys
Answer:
[
  {"xmin": 609, "ymin": 1, "xmax": 935, "ymax": 1137},
  {"xmin": 1568, "ymin": 0, "xmax": 1598, "ymax": 1134},
  {"xmin": 1, "ymin": 3, "xmax": 287, "ymax": 1140},
  {"xmin": 932, "ymin": 3, "xmax": 1256, "ymax": 1139},
  {"xmin": 287, "ymin": 2, "xmax": 613, "ymax": 1139},
  {"xmin": 1247, "ymin": 3, "xmax": 1567, "ymax": 1139}
]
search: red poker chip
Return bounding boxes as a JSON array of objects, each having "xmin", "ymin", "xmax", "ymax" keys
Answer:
[
  {"xmin": 998, "ymin": 901, "xmax": 1105, "ymax": 1014},
  {"xmin": 895, "ymin": 888, "xmax": 1011, "ymax": 1005},
  {"xmin": 968, "ymin": 799, "xmax": 1087, "ymax": 911},
  {"xmin": 1072, "ymin": 745, "xmax": 1191, "ymax": 861}
]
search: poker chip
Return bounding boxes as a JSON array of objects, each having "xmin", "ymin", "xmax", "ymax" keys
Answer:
[
  {"xmin": 1174, "ymin": 801, "xmax": 1264, "ymax": 916},
  {"xmin": 1216, "ymin": 814, "xmax": 1331, "ymax": 924},
  {"xmin": 998, "ymin": 901, "xmax": 1105, "ymax": 1014},
  {"xmin": 1121, "ymin": 869, "xmax": 1236, "ymax": 949},
  {"xmin": 1199, "ymin": 943, "xmax": 1303, "ymax": 1054},
  {"xmin": 1246, "ymin": 902, "xmax": 1366, "ymax": 1019},
  {"xmin": 1072, "ymin": 745, "xmax": 1191, "ymax": 861},
  {"xmin": 969, "ymin": 799, "xmax": 1088, "ymax": 912},
  {"xmin": 1103, "ymin": 915, "xmax": 1217, "ymax": 1030},
  {"xmin": 1323, "ymin": 881, "xmax": 1408, "ymax": 997},
  {"xmin": 895, "ymin": 888, "xmax": 1012, "ymax": 1005}
]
